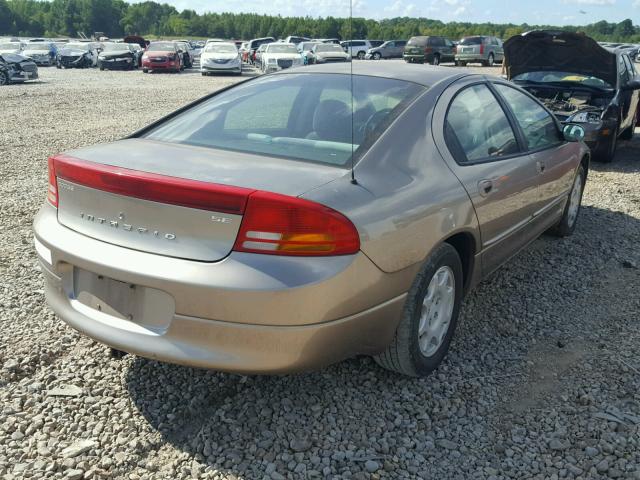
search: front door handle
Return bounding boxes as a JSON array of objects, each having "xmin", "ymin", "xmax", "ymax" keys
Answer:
[
  {"xmin": 537, "ymin": 161, "xmax": 546, "ymax": 173},
  {"xmin": 478, "ymin": 179, "xmax": 493, "ymax": 197}
]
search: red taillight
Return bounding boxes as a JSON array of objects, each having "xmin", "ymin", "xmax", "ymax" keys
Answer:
[
  {"xmin": 47, "ymin": 157, "xmax": 58, "ymax": 207},
  {"xmin": 479, "ymin": 43, "xmax": 485, "ymax": 55},
  {"xmin": 233, "ymin": 191, "xmax": 360, "ymax": 256},
  {"xmin": 50, "ymin": 155, "xmax": 253, "ymax": 215}
]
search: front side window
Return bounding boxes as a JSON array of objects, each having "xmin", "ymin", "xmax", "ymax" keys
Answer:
[
  {"xmin": 445, "ymin": 84, "xmax": 519, "ymax": 163},
  {"xmin": 494, "ymin": 84, "xmax": 562, "ymax": 151},
  {"xmin": 142, "ymin": 74, "xmax": 425, "ymax": 166}
]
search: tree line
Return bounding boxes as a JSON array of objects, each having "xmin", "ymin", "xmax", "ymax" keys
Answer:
[{"xmin": 1, "ymin": 0, "xmax": 639, "ymax": 43}]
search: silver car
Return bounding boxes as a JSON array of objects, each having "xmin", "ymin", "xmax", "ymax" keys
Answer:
[
  {"xmin": 34, "ymin": 63, "xmax": 589, "ymax": 377},
  {"xmin": 455, "ymin": 35, "xmax": 504, "ymax": 66}
]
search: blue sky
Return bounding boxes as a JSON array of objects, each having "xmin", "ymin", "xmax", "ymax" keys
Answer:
[{"xmin": 144, "ymin": 0, "xmax": 639, "ymax": 25}]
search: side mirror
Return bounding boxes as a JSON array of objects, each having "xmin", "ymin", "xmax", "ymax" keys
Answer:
[
  {"xmin": 563, "ymin": 124, "xmax": 586, "ymax": 142},
  {"xmin": 622, "ymin": 78, "xmax": 640, "ymax": 91}
]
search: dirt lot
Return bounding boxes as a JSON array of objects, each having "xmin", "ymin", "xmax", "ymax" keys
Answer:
[{"xmin": 1, "ymin": 64, "xmax": 639, "ymax": 480}]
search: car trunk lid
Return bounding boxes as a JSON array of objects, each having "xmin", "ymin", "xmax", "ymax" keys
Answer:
[{"xmin": 52, "ymin": 139, "xmax": 347, "ymax": 262}]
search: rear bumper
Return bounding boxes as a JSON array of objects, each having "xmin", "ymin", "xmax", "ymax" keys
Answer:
[{"xmin": 33, "ymin": 204, "xmax": 407, "ymax": 373}]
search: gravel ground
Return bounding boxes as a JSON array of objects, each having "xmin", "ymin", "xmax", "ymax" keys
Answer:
[{"xmin": 1, "ymin": 65, "xmax": 640, "ymax": 480}]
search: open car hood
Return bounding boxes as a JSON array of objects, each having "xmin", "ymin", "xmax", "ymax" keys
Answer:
[{"xmin": 504, "ymin": 31, "xmax": 617, "ymax": 88}]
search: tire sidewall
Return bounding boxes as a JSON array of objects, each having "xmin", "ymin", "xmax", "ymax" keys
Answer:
[
  {"xmin": 0, "ymin": 71, "xmax": 8, "ymax": 86},
  {"xmin": 555, "ymin": 164, "xmax": 586, "ymax": 236},
  {"xmin": 404, "ymin": 244, "xmax": 463, "ymax": 376}
]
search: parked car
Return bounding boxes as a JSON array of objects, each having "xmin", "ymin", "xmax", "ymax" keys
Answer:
[
  {"xmin": 0, "ymin": 41, "xmax": 24, "ymax": 55},
  {"xmin": 298, "ymin": 41, "xmax": 319, "ymax": 64},
  {"xmin": 200, "ymin": 42, "xmax": 242, "ymax": 75},
  {"xmin": 455, "ymin": 36, "xmax": 504, "ymax": 66},
  {"xmin": 128, "ymin": 43, "xmax": 144, "ymax": 67},
  {"xmin": 35, "ymin": 62, "xmax": 589, "ymax": 377},
  {"xmin": 141, "ymin": 41, "xmax": 183, "ymax": 73},
  {"xmin": 504, "ymin": 30, "xmax": 640, "ymax": 162},
  {"xmin": 56, "ymin": 42, "xmax": 98, "ymax": 68},
  {"xmin": 260, "ymin": 43, "xmax": 302, "ymax": 72},
  {"xmin": 284, "ymin": 36, "xmax": 310, "ymax": 45},
  {"xmin": 341, "ymin": 40, "xmax": 372, "ymax": 59},
  {"xmin": 248, "ymin": 37, "xmax": 275, "ymax": 64},
  {"xmin": 311, "ymin": 38, "xmax": 341, "ymax": 44},
  {"xmin": 253, "ymin": 43, "xmax": 269, "ymax": 67},
  {"xmin": 23, "ymin": 42, "xmax": 57, "ymax": 66},
  {"xmin": 0, "ymin": 53, "xmax": 39, "ymax": 85},
  {"xmin": 98, "ymin": 42, "xmax": 138, "ymax": 70},
  {"xmin": 308, "ymin": 43, "xmax": 350, "ymax": 64},
  {"xmin": 403, "ymin": 36, "xmax": 455, "ymax": 65},
  {"xmin": 365, "ymin": 40, "xmax": 407, "ymax": 60},
  {"xmin": 174, "ymin": 40, "xmax": 193, "ymax": 68}
]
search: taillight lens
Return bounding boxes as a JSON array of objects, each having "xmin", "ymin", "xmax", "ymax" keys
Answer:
[
  {"xmin": 479, "ymin": 44, "xmax": 485, "ymax": 55},
  {"xmin": 47, "ymin": 157, "xmax": 58, "ymax": 207},
  {"xmin": 234, "ymin": 191, "xmax": 359, "ymax": 256}
]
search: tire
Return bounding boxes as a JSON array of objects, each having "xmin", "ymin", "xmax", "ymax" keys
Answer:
[
  {"xmin": 373, "ymin": 52, "xmax": 381, "ymax": 60},
  {"xmin": 374, "ymin": 243, "xmax": 463, "ymax": 377},
  {"xmin": 487, "ymin": 53, "xmax": 495, "ymax": 67},
  {"xmin": 99, "ymin": 64, "xmax": 104, "ymax": 71},
  {"xmin": 357, "ymin": 51, "xmax": 366, "ymax": 60},
  {"xmin": 620, "ymin": 115, "xmax": 637, "ymax": 140},
  {"xmin": 548, "ymin": 164, "xmax": 586, "ymax": 237},
  {"xmin": 594, "ymin": 126, "xmax": 618, "ymax": 163},
  {"xmin": 0, "ymin": 70, "xmax": 8, "ymax": 86},
  {"xmin": 142, "ymin": 68, "xmax": 148, "ymax": 73},
  {"xmin": 432, "ymin": 54, "xmax": 440, "ymax": 66}
]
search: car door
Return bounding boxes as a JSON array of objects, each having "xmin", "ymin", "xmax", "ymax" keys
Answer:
[
  {"xmin": 384, "ymin": 41, "xmax": 395, "ymax": 58},
  {"xmin": 492, "ymin": 82, "xmax": 577, "ymax": 224},
  {"xmin": 434, "ymin": 80, "xmax": 542, "ymax": 276}
]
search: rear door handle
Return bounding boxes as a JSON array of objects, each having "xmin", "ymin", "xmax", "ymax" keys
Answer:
[
  {"xmin": 478, "ymin": 179, "xmax": 494, "ymax": 197},
  {"xmin": 537, "ymin": 161, "xmax": 546, "ymax": 173}
]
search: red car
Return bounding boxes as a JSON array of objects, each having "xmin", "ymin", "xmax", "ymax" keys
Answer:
[{"xmin": 141, "ymin": 41, "xmax": 183, "ymax": 73}]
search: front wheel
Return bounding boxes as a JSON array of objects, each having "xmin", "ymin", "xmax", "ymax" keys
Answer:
[
  {"xmin": 373, "ymin": 52, "xmax": 381, "ymax": 60},
  {"xmin": 0, "ymin": 70, "xmax": 8, "ymax": 86},
  {"xmin": 594, "ymin": 127, "xmax": 618, "ymax": 163},
  {"xmin": 548, "ymin": 165, "xmax": 586, "ymax": 237},
  {"xmin": 375, "ymin": 243, "xmax": 463, "ymax": 377},
  {"xmin": 357, "ymin": 51, "xmax": 366, "ymax": 60}
]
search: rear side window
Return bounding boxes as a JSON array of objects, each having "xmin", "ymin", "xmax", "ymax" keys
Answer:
[
  {"xmin": 494, "ymin": 84, "xmax": 563, "ymax": 151},
  {"xmin": 445, "ymin": 84, "xmax": 519, "ymax": 163},
  {"xmin": 407, "ymin": 37, "xmax": 427, "ymax": 47},
  {"xmin": 142, "ymin": 74, "xmax": 425, "ymax": 167}
]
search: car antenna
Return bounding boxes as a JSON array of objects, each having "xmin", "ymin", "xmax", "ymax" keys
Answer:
[{"xmin": 349, "ymin": 0, "xmax": 358, "ymax": 185}]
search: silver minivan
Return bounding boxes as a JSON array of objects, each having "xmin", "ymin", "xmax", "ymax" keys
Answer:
[{"xmin": 455, "ymin": 36, "xmax": 504, "ymax": 66}]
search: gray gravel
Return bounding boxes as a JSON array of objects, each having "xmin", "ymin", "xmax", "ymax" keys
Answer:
[{"xmin": 1, "ymin": 65, "xmax": 640, "ymax": 479}]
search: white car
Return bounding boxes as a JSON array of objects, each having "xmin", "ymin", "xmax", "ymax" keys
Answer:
[
  {"xmin": 0, "ymin": 42, "xmax": 24, "ymax": 55},
  {"xmin": 200, "ymin": 42, "xmax": 242, "ymax": 75},
  {"xmin": 340, "ymin": 40, "xmax": 373, "ymax": 59},
  {"xmin": 261, "ymin": 43, "xmax": 302, "ymax": 73}
]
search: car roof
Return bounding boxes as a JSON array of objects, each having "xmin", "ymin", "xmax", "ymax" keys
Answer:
[{"xmin": 277, "ymin": 62, "xmax": 467, "ymax": 87}]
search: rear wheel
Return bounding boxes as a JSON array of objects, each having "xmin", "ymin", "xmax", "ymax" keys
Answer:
[
  {"xmin": 0, "ymin": 70, "xmax": 8, "ymax": 86},
  {"xmin": 375, "ymin": 243, "xmax": 463, "ymax": 377},
  {"xmin": 487, "ymin": 53, "xmax": 495, "ymax": 67},
  {"xmin": 549, "ymin": 165, "xmax": 586, "ymax": 237},
  {"xmin": 373, "ymin": 52, "xmax": 382, "ymax": 60},
  {"xmin": 432, "ymin": 54, "xmax": 440, "ymax": 65}
]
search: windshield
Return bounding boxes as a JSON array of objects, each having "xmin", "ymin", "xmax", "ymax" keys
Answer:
[
  {"xmin": 26, "ymin": 44, "xmax": 50, "ymax": 51},
  {"xmin": 148, "ymin": 42, "xmax": 175, "ymax": 52},
  {"xmin": 267, "ymin": 44, "xmax": 298, "ymax": 54},
  {"xmin": 0, "ymin": 43, "xmax": 20, "ymax": 50},
  {"xmin": 102, "ymin": 43, "xmax": 129, "ymax": 52},
  {"xmin": 205, "ymin": 43, "xmax": 237, "ymax": 53},
  {"xmin": 66, "ymin": 43, "xmax": 90, "ymax": 51},
  {"xmin": 142, "ymin": 74, "xmax": 424, "ymax": 166},
  {"xmin": 300, "ymin": 42, "xmax": 317, "ymax": 51},
  {"xmin": 460, "ymin": 37, "xmax": 484, "ymax": 45},
  {"xmin": 316, "ymin": 44, "xmax": 343, "ymax": 53},
  {"xmin": 513, "ymin": 71, "xmax": 614, "ymax": 89}
]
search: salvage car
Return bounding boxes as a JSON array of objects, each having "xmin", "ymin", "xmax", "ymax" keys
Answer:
[
  {"xmin": 200, "ymin": 42, "xmax": 241, "ymax": 75},
  {"xmin": 308, "ymin": 43, "xmax": 351, "ymax": 64},
  {"xmin": 0, "ymin": 53, "xmax": 39, "ymax": 85},
  {"xmin": 56, "ymin": 42, "xmax": 98, "ymax": 68},
  {"xmin": 504, "ymin": 31, "xmax": 640, "ymax": 162},
  {"xmin": 35, "ymin": 62, "xmax": 589, "ymax": 377},
  {"xmin": 260, "ymin": 43, "xmax": 303, "ymax": 72},
  {"xmin": 141, "ymin": 41, "xmax": 183, "ymax": 73},
  {"xmin": 98, "ymin": 43, "xmax": 138, "ymax": 70},
  {"xmin": 23, "ymin": 42, "xmax": 57, "ymax": 66}
]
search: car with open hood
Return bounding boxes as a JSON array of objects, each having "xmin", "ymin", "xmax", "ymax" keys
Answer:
[
  {"xmin": 504, "ymin": 31, "xmax": 640, "ymax": 162},
  {"xmin": 23, "ymin": 42, "xmax": 56, "ymax": 66},
  {"xmin": 56, "ymin": 42, "xmax": 98, "ymax": 68},
  {"xmin": 260, "ymin": 43, "xmax": 302, "ymax": 72},
  {"xmin": 200, "ymin": 42, "xmax": 242, "ymax": 75},
  {"xmin": 98, "ymin": 43, "xmax": 138, "ymax": 70},
  {"xmin": 141, "ymin": 41, "xmax": 183, "ymax": 73},
  {"xmin": 35, "ymin": 62, "xmax": 589, "ymax": 377},
  {"xmin": 0, "ymin": 53, "xmax": 39, "ymax": 85}
]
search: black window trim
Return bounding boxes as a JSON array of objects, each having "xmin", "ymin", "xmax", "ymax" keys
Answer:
[
  {"xmin": 443, "ymin": 81, "xmax": 527, "ymax": 166},
  {"xmin": 489, "ymin": 80, "xmax": 567, "ymax": 155}
]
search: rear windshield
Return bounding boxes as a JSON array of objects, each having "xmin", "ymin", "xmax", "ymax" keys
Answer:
[
  {"xmin": 460, "ymin": 37, "xmax": 484, "ymax": 45},
  {"xmin": 142, "ymin": 74, "xmax": 425, "ymax": 166},
  {"xmin": 407, "ymin": 37, "xmax": 427, "ymax": 46}
]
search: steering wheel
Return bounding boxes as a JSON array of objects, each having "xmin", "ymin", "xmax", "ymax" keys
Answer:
[{"xmin": 362, "ymin": 108, "xmax": 393, "ymax": 138}]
